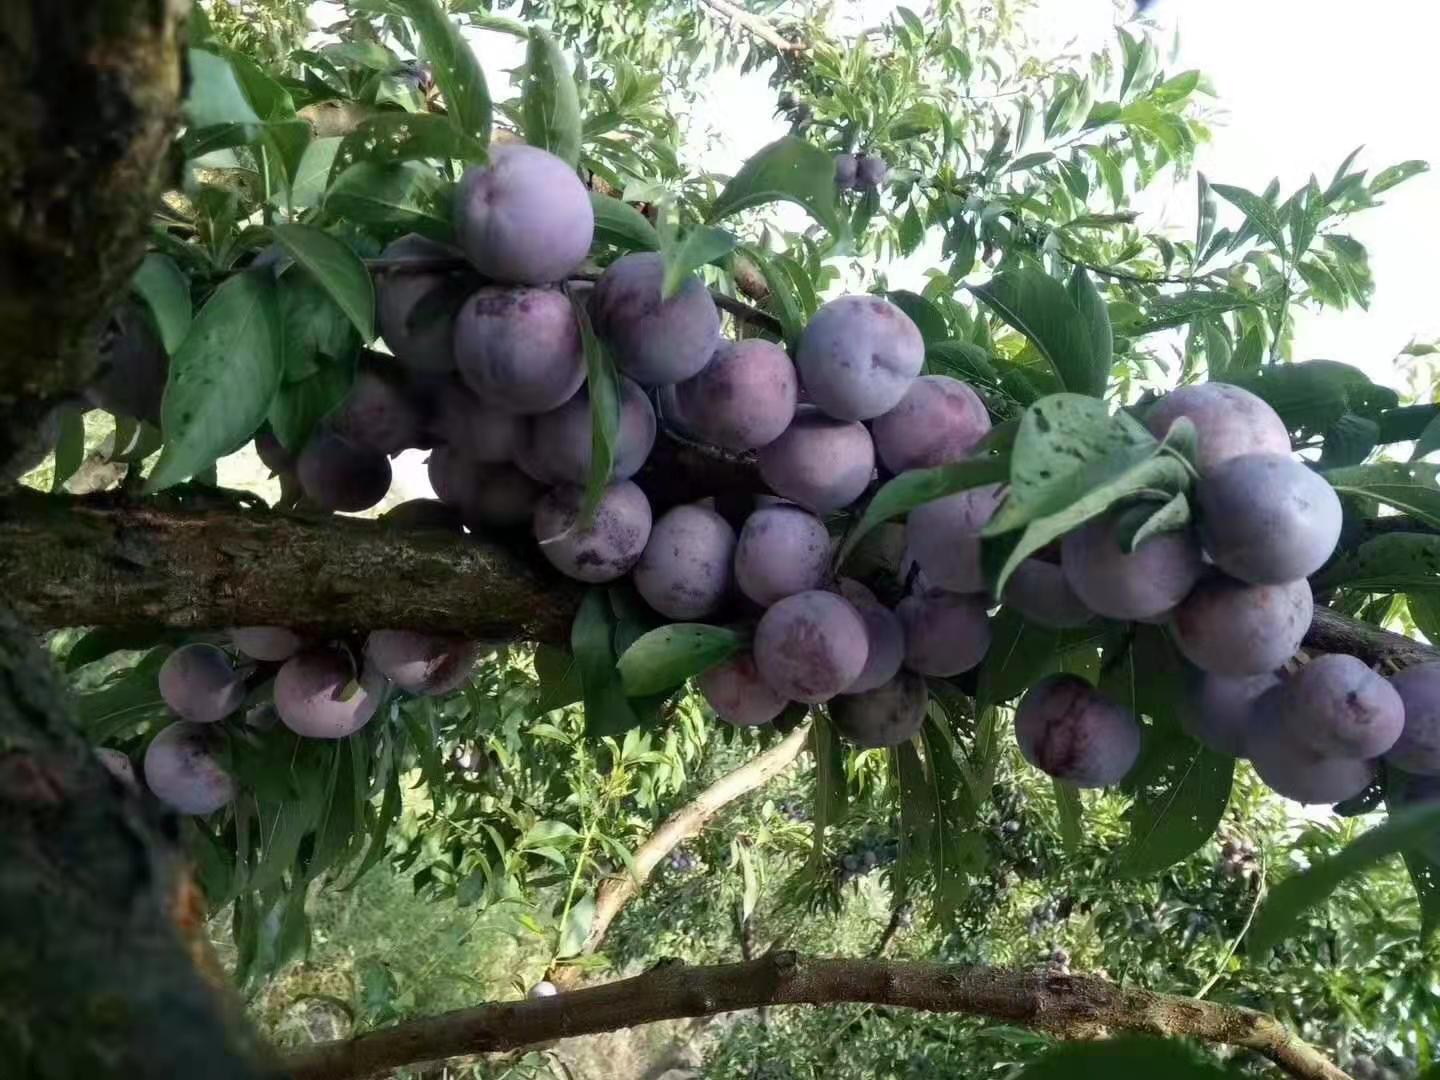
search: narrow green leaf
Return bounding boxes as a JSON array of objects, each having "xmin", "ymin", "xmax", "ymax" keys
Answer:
[
  {"xmin": 660, "ymin": 226, "xmax": 736, "ymax": 300},
  {"xmin": 572, "ymin": 589, "xmax": 642, "ymax": 737},
  {"xmin": 131, "ymin": 254, "xmax": 192, "ymax": 354},
  {"xmin": 1066, "ymin": 267, "xmax": 1112, "ymax": 394},
  {"xmin": 811, "ymin": 712, "xmax": 848, "ymax": 864},
  {"xmin": 1126, "ymin": 491, "xmax": 1191, "ymax": 551},
  {"xmin": 1413, "ymin": 413, "xmax": 1440, "ymax": 462},
  {"xmin": 186, "ymin": 49, "xmax": 261, "ymax": 128},
  {"xmin": 521, "ymin": 27, "xmax": 582, "ymax": 168},
  {"xmin": 557, "ymin": 891, "xmax": 596, "ymax": 958},
  {"xmin": 400, "ymin": 0, "xmax": 490, "ymax": 150},
  {"xmin": 708, "ymin": 135, "xmax": 847, "ymax": 241},
  {"xmin": 971, "ymin": 270, "xmax": 1101, "ymax": 397},
  {"xmin": 1053, "ymin": 780, "xmax": 1083, "ymax": 852},
  {"xmin": 736, "ymin": 245, "xmax": 804, "ymax": 347},
  {"xmin": 147, "ymin": 272, "xmax": 282, "ymax": 491},
  {"xmin": 1210, "ymin": 182, "xmax": 1288, "ymax": 257},
  {"xmin": 1315, "ymin": 533, "xmax": 1440, "ymax": 592},
  {"xmin": 885, "ymin": 290, "xmax": 949, "ymax": 347},
  {"xmin": 1324, "ymin": 462, "xmax": 1440, "ymax": 530},
  {"xmin": 49, "ymin": 406, "xmax": 85, "ymax": 493},
  {"xmin": 1018, "ymin": 1037, "xmax": 1241, "ymax": 1079},
  {"xmin": 572, "ymin": 299, "xmax": 618, "ymax": 526},
  {"xmin": 590, "ymin": 193, "xmax": 659, "ymax": 252},
  {"xmin": 616, "ymin": 624, "xmax": 743, "ymax": 697},
  {"xmin": 1370, "ymin": 159, "xmax": 1429, "ymax": 195},
  {"xmin": 1118, "ymin": 728, "xmax": 1233, "ymax": 877},
  {"xmin": 329, "ymin": 113, "xmax": 485, "ymax": 187},
  {"xmin": 270, "ymin": 223, "xmax": 375, "ymax": 341},
  {"xmin": 326, "ymin": 161, "xmax": 452, "ymax": 241}
]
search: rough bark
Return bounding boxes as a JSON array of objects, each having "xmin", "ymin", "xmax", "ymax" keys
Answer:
[
  {"xmin": 1303, "ymin": 605, "xmax": 1438, "ymax": 670},
  {"xmin": 0, "ymin": 0, "xmax": 186, "ymax": 474},
  {"xmin": 282, "ymin": 951, "xmax": 1349, "ymax": 1080}
]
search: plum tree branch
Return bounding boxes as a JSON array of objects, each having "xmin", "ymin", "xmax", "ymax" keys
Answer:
[
  {"xmin": 282, "ymin": 951, "xmax": 1349, "ymax": 1080},
  {"xmin": 695, "ymin": 0, "xmax": 805, "ymax": 53}
]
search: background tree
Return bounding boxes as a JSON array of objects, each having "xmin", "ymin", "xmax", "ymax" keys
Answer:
[{"xmin": 2, "ymin": 1, "xmax": 1438, "ymax": 1079}]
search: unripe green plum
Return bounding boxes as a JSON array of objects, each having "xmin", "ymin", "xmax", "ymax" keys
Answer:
[
  {"xmin": 96, "ymin": 747, "xmax": 138, "ymax": 789},
  {"xmin": 159, "ymin": 643, "xmax": 244, "ymax": 725},
  {"xmin": 1143, "ymin": 382, "xmax": 1289, "ymax": 473},
  {"xmin": 365, "ymin": 630, "xmax": 480, "ymax": 696},
  {"xmin": 527, "ymin": 377, "xmax": 656, "ymax": 485},
  {"xmin": 1180, "ymin": 672, "xmax": 1280, "ymax": 757},
  {"xmin": 734, "ymin": 504, "xmax": 831, "ymax": 606},
  {"xmin": 633, "ymin": 504, "xmax": 737, "ymax": 619},
  {"xmin": 796, "ymin": 295, "xmax": 924, "ymax": 421},
  {"xmin": 454, "ymin": 286, "xmax": 586, "ymax": 414},
  {"xmin": 753, "ymin": 590, "xmax": 869, "ymax": 703},
  {"xmin": 896, "ymin": 590, "xmax": 990, "ymax": 677},
  {"xmin": 1386, "ymin": 662, "xmax": 1440, "ymax": 775},
  {"xmin": 1246, "ymin": 709, "xmax": 1376, "ymax": 804},
  {"xmin": 1277, "ymin": 653, "xmax": 1404, "ymax": 759},
  {"xmin": 1001, "ymin": 558, "xmax": 1093, "ymax": 629},
  {"xmin": 830, "ymin": 670, "xmax": 928, "ymax": 748},
  {"xmin": 905, "ymin": 484, "xmax": 1003, "ymax": 595},
  {"xmin": 86, "ymin": 302, "xmax": 168, "ymax": 423},
  {"xmin": 298, "ymin": 430, "xmax": 392, "ymax": 512},
  {"xmin": 591, "ymin": 252, "xmax": 720, "ymax": 385},
  {"xmin": 870, "ymin": 375, "xmax": 991, "ymax": 473},
  {"xmin": 143, "ymin": 722, "xmax": 236, "ymax": 814},
  {"xmin": 757, "ymin": 407, "xmax": 875, "ymax": 512},
  {"xmin": 1014, "ymin": 674, "xmax": 1140, "ymax": 788},
  {"xmin": 1197, "ymin": 453, "xmax": 1342, "ymax": 584},
  {"xmin": 275, "ymin": 647, "xmax": 388, "ymax": 739},
  {"xmin": 332, "ymin": 365, "xmax": 426, "ymax": 455},
  {"xmin": 375, "ymin": 234, "xmax": 476, "ymax": 374},
  {"xmin": 1061, "ymin": 512, "xmax": 1203, "ymax": 621},
  {"xmin": 454, "ymin": 144, "xmax": 594, "ymax": 284},
  {"xmin": 1170, "ymin": 575, "xmax": 1312, "ymax": 676},
  {"xmin": 429, "ymin": 379, "xmax": 524, "ymax": 464},
  {"xmin": 697, "ymin": 652, "xmax": 789, "ymax": 727},
  {"xmin": 672, "ymin": 339, "xmax": 798, "ymax": 451},
  {"xmin": 533, "ymin": 481, "xmax": 653, "ymax": 583},
  {"xmin": 230, "ymin": 627, "xmax": 303, "ymax": 663},
  {"xmin": 837, "ymin": 579, "xmax": 904, "ymax": 694}
]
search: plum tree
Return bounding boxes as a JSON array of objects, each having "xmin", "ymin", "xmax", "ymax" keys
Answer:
[
  {"xmin": 1001, "ymin": 558, "xmax": 1093, "ymax": 629},
  {"xmin": 297, "ymin": 430, "xmax": 393, "ymax": 512},
  {"xmin": 733, "ymin": 504, "xmax": 831, "ymax": 606},
  {"xmin": 896, "ymin": 590, "xmax": 991, "ymax": 677},
  {"xmin": 533, "ymin": 481, "xmax": 653, "ymax": 583},
  {"xmin": 836, "ymin": 579, "xmax": 905, "ymax": 694},
  {"xmin": 429, "ymin": 379, "xmax": 525, "ymax": 464},
  {"xmin": 1142, "ymin": 382, "xmax": 1290, "ymax": 472},
  {"xmin": 143, "ymin": 722, "xmax": 236, "ymax": 814},
  {"xmin": 830, "ymin": 670, "xmax": 927, "ymax": 747},
  {"xmin": 158, "ymin": 643, "xmax": 245, "ymax": 725},
  {"xmin": 905, "ymin": 484, "xmax": 1003, "ymax": 595},
  {"xmin": 1170, "ymin": 575, "xmax": 1313, "ymax": 676},
  {"xmin": 275, "ymin": 647, "xmax": 387, "ymax": 738},
  {"xmin": 590, "ymin": 252, "xmax": 721, "ymax": 385},
  {"xmin": 672, "ymin": 339, "xmax": 798, "ymax": 450},
  {"xmin": 85, "ymin": 301, "xmax": 167, "ymax": 424},
  {"xmin": 869, "ymin": 375, "xmax": 991, "ymax": 473},
  {"xmin": 855, "ymin": 153, "xmax": 889, "ymax": 189},
  {"xmin": 1180, "ymin": 672, "xmax": 1280, "ymax": 757},
  {"xmin": 833, "ymin": 152, "xmax": 858, "ymax": 189},
  {"xmin": 795, "ymin": 295, "xmax": 924, "ymax": 420},
  {"xmin": 454, "ymin": 144, "xmax": 594, "ymax": 284},
  {"xmin": 1386, "ymin": 662, "xmax": 1440, "ymax": 775},
  {"xmin": 230, "ymin": 627, "xmax": 303, "ymax": 663},
  {"xmin": 374, "ymin": 234, "xmax": 476, "ymax": 374},
  {"xmin": 527, "ymin": 377, "xmax": 656, "ymax": 485},
  {"xmin": 1246, "ymin": 711, "xmax": 1377, "ymax": 804},
  {"xmin": 1014, "ymin": 674, "xmax": 1141, "ymax": 788},
  {"xmin": 95, "ymin": 747, "xmax": 138, "ymax": 789},
  {"xmin": 453, "ymin": 286, "xmax": 586, "ymax": 413},
  {"xmin": 1061, "ymin": 511, "xmax": 1203, "ymax": 621},
  {"xmin": 332, "ymin": 365, "xmax": 426, "ymax": 456},
  {"xmin": 633, "ymin": 503, "xmax": 737, "ymax": 619},
  {"xmin": 696, "ymin": 652, "xmax": 789, "ymax": 727},
  {"xmin": 753, "ymin": 590, "xmax": 869, "ymax": 703},
  {"xmin": 365, "ymin": 631, "xmax": 481, "ymax": 696},
  {"xmin": 757, "ymin": 406, "xmax": 875, "ymax": 512},
  {"xmin": 1276, "ymin": 654, "xmax": 1404, "ymax": 759},
  {"xmin": 1197, "ymin": 453, "xmax": 1343, "ymax": 584}
]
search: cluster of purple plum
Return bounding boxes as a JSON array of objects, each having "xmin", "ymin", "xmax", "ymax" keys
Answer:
[
  {"xmin": 834, "ymin": 152, "xmax": 888, "ymax": 192},
  {"xmin": 96, "ymin": 627, "xmax": 483, "ymax": 816}
]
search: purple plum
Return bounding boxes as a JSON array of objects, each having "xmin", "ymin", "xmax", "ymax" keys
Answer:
[
  {"xmin": 757, "ymin": 406, "xmax": 875, "ymax": 512},
  {"xmin": 633, "ymin": 503, "xmax": 737, "ymax": 619},
  {"xmin": 1061, "ymin": 511, "xmax": 1204, "ymax": 622},
  {"xmin": 753, "ymin": 590, "xmax": 870, "ymax": 703},
  {"xmin": 672, "ymin": 339, "xmax": 799, "ymax": 451},
  {"xmin": 905, "ymin": 484, "xmax": 1003, "ymax": 595},
  {"xmin": 733, "ymin": 504, "xmax": 832, "ymax": 607},
  {"xmin": 795, "ymin": 295, "xmax": 923, "ymax": 421},
  {"xmin": 870, "ymin": 375, "xmax": 991, "ymax": 474},
  {"xmin": 526, "ymin": 377, "xmax": 656, "ymax": 485},
  {"xmin": 1143, "ymin": 382, "xmax": 1290, "ymax": 473},
  {"xmin": 1170, "ymin": 575, "xmax": 1312, "ymax": 676},
  {"xmin": 533, "ymin": 481, "xmax": 653, "ymax": 583},
  {"xmin": 896, "ymin": 590, "xmax": 991, "ymax": 677},
  {"xmin": 697, "ymin": 653, "xmax": 790, "ymax": 728},
  {"xmin": 230, "ymin": 627, "xmax": 303, "ymax": 663},
  {"xmin": 590, "ymin": 252, "xmax": 721, "ymax": 386},
  {"xmin": 1276, "ymin": 653, "xmax": 1404, "ymax": 759},
  {"xmin": 1387, "ymin": 662, "xmax": 1440, "ymax": 775},
  {"xmin": 275, "ymin": 647, "xmax": 388, "ymax": 739},
  {"xmin": 830, "ymin": 671, "xmax": 928, "ymax": 748},
  {"xmin": 365, "ymin": 630, "xmax": 481, "ymax": 696},
  {"xmin": 836, "ymin": 579, "xmax": 905, "ymax": 694},
  {"xmin": 454, "ymin": 285, "xmax": 586, "ymax": 414},
  {"xmin": 144, "ymin": 722, "xmax": 236, "ymax": 814},
  {"xmin": 158, "ymin": 643, "xmax": 244, "ymax": 725},
  {"xmin": 1014, "ymin": 674, "xmax": 1141, "ymax": 788}
]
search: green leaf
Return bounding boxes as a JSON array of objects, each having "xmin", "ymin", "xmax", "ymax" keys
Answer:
[
  {"xmin": 269, "ymin": 355, "xmax": 355, "ymax": 453},
  {"xmin": 1228, "ymin": 325, "xmax": 1264, "ymax": 378},
  {"xmin": 971, "ymin": 270, "xmax": 1102, "ymax": 397},
  {"xmin": 572, "ymin": 300, "xmax": 618, "ymax": 526},
  {"xmin": 521, "ymin": 27, "xmax": 582, "ymax": 168},
  {"xmin": 1053, "ymin": 780, "xmax": 1083, "ymax": 853},
  {"xmin": 616, "ymin": 624, "xmax": 743, "ymax": 697},
  {"xmin": 330, "ymin": 113, "xmax": 485, "ymax": 186},
  {"xmin": 49, "ymin": 406, "xmax": 85, "ymax": 493},
  {"xmin": 1315, "ymin": 533, "xmax": 1440, "ymax": 592},
  {"xmin": 131, "ymin": 254, "xmax": 192, "ymax": 354},
  {"xmin": 1319, "ymin": 412, "xmax": 1379, "ymax": 468},
  {"xmin": 736, "ymin": 245, "xmax": 804, "ymax": 348},
  {"xmin": 1210, "ymin": 182, "xmax": 1287, "ymax": 257},
  {"xmin": 1324, "ymin": 462, "xmax": 1440, "ymax": 530},
  {"xmin": 269, "ymin": 224, "xmax": 375, "ymax": 341},
  {"xmin": 186, "ymin": 49, "xmax": 261, "ymax": 129},
  {"xmin": 660, "ymin": 226, "xmax": 736, "ymax": 300},
  {"xmin": 535, "ymin": 644, "xmax": 584, "ymax": 711},
  {"xmin": 1126, "ymin": 491, "xmax": 1191, "ymax": 551},
  {"xmin": 1235, "ymin": 359, "xmax": 1396, "ymax": 434},
  {"xmin": 557, "ymin": 891, "xmax": 596, "ymax": 958},
  {"xmin": 1249, "ymin": 801, "xmax": 1440, "ymax": 954},
  {"xmin": 1412, "ymin": 413, "xmax": 1440, "ymax": 462},
  {"xmin": 401, "ymin": 0, "xmax": 490, "ymax": 151},
  {"xmin": 326, "ymin": 162, "xmax": 452, "ymax": 241},
  {"xmin": 708, "ymin": 135, "xmax": 847, "ymax": 241},
  {"xmin": 1194, "ymin": 172, "xmax": 1218, "ymax": 257},
  {"xmin": 810, "ymin": 713, "xmax": 847, "ymax": 862},
  {"xmin": 290, "ymin": 137, "xmax": 343, "ymax": 209},
  {"xmin": 571, "ymin": 590, "xmax": 642, "ymax": 738},
  {"xmin": 590, "ymin": 193, "xmax": 659, "ymax": 253},
  {"xmin": 1126, "ymin": 289, "xmax": 1258, "ymax": 335},
  {"xmin": 75, "ymin": 647, "xmax": 172, "ymax": 739},
  {"xmin": 925, "ymin": 340, "xmax": 999, "ymax": 386},
  {"xmin": 1018, "ymin": 1037, "xmax": 1242, "ymax": 1079},
  {"xmin": 1370, "ymin": 159, "xmax": 1429, "ymax": 195},
  {"xmin": 976, "ymin": 609, "xmax": 1100, "ymax": 708},
  {"xmin": 885, "ymin": 290, "xmax": 949, "ymax": 347},
  {"xmin": 147, "ymin": 272, "xmax": 282, "ymax": 491},
  {"xmin": 1066, "ymin": 267, "xmax": 1112, "ymax": 394},
  {"xmin": 1117, "ymin": 726, "xmax": 1232, "ymax": 877},
  {"xmin": 836, "ymin": 454, "xmax": 1012, "ymax": 567}
]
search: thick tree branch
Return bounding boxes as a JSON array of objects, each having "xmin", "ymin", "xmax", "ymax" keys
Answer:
[
  {"xmin": 1302, "ymin": 606, "xmax": 1437, "ymax": 670},
  {"xmin": 282, "ymin": 951, "xmax": 1348, "ymax": 1080}
]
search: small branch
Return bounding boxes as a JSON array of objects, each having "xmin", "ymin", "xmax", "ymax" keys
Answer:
[
  {"xmin": 1375, "ymin": 403, "xmax": 1440, "ymax": 445},
  {"xmin": 282, "ymin": 952, "xmax": 1350, "ymax": 1080},
  {"xmin": 577, "ymin": 723, "xmax": 810, "ymax": 958},
  {"xmin": 1058, "ymin": 252, "xmax": 1222, "ymax": 288},
  {"xmin": 1303, "ymin": 606, "xmax": 1438, "ymax": 670},
  {"xmin": 695, "ymin": 0, "xmax": 806, "ymax": 53},
  {"xmin": 870, "ymin": 900, "xmax": 913, "ymax": 959}
]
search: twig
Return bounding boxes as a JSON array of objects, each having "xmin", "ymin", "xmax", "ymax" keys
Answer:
[{"xmin": 695, "ymin": 0, "xmax": 806, "ymax": 53}]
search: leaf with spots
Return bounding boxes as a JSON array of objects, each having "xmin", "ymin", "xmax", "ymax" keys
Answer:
[{"xmin": 616, "ymin": 624, "xmax": 744, "ymax": 698}]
